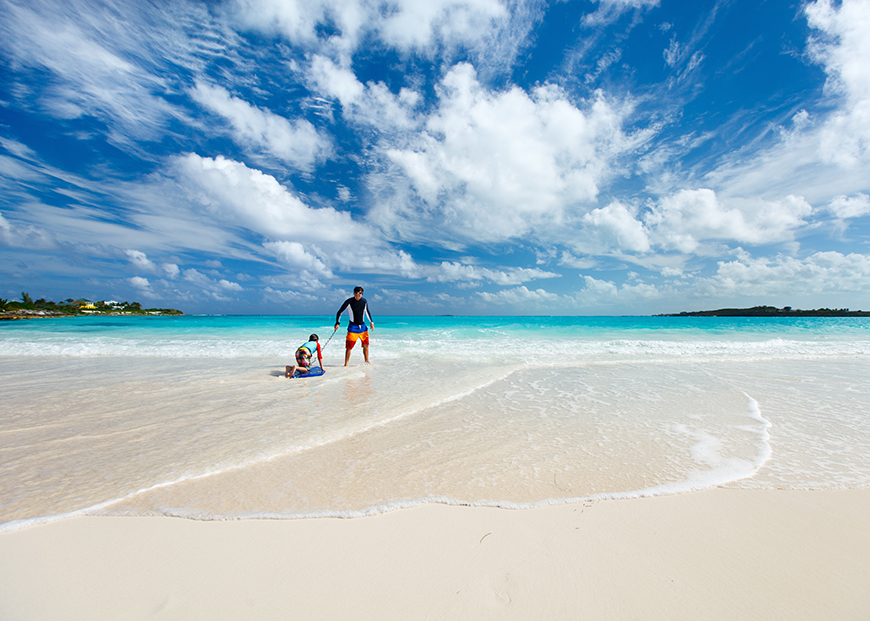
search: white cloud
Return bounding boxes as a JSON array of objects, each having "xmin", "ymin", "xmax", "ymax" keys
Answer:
[
  {"xmin": 375, "ymin": 0, "xmax": 507, "ymax": 53},
  {"xmin": 663, "ymin": 37, "xmax": 681, "ymax": 67},
  {"xmin": 0, "ymin": 211, "xmax": 56, "ymax": 250},
  {"xmin": 583, "ymin": 201, "xmax": 651, "ymax": 253},
  {"xmin": 173, "ymin": 154, "xmax": 420, "ymax": 278},
  {"xmin": 129, "ymin": 276, "xmax": 152, "ymax": 290},
  {"xmin": 219, "ymin": 279, "xmax": 243, "ymax": 292},
  {"xmin": 126, "ymin": 249, "xmax": 155, "ymax": 271},
  {"xmin": 476, "ymin": 285, "xmax": 562, "ymax": 305},
  {"xmin": 263, "ymin": 286, "xmax": 321, "ymax": 304},
  {"xmin": 0, "ymin": 1, "xmax": 218, "ymax": 148},
  {"xmin": 558, "ymin": 251, "xmax": 598, "ymax": 270},
  {"xmin": 583, "ymin": 0, "xmax": 660, "ymax": 26},
  {"xmin": 570, "ymin": 189, "xmax": 813, "ymax": 258},
  {"xmin": 308, "ymin": 56, "xmax": 364, "ymax": 105},
  {"xmin": 227, "ymin": 0, "xmax": 511, "ymax": 58},
  {"xmin": 827, "ymin": 193, "xmax": 870, "ymax": 219},
  {"xmin": 708, "ymin": 0, "xmax": 870, "ymax": 205},
  {"xmin": 175, "ymin": 154, "xmax": 368, "ymax": 244},
  {"xmin": 698, "ymin": 251, "xmax": 870, "ymax": 297},
  {"xmin": 190, "ymin": 82, "xmax": 331, "ymax": 170},
  {"xmin": 183, "ymin": 268, "xmax": 243, "ymax": 300},
  {"xmin": 372, "ymin": 63, "xmax": 636, "ymax": 244},
  {"xmin": 226, "ymin": 0, "xmax": 367, "ymax": 50},
  {"xmin": 428, "ymin": 261, "xmax": 560, "ymax": 285},
  {"xmin": 644, "ymin": 189, "xmax": 813, "ymax": 253},
  {"xmin": 579, "ymin": 275, "xmax": 662, "ymax": 303},
  {"xmin": 307, "ymin": 56, "xmax": 421, "ymax": 130},
  {"xmin": 125, "ymin": 249, "xmax": 180, "ymax": 279},
  {"xmin": 806, "ymin": 0, "xmax": 870, "ymax": 167},
  {"xmin": 262, "ymin": 240, "xmax": 334, "ymax": 279},
  {"xmin": 162, "ymin": 263, "xmax": 181, "ymax": 279}
]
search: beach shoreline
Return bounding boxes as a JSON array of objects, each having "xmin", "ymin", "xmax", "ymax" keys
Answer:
[{"xmin": 1, "ymin": 486, "xmax": 868, "ymax": 620}]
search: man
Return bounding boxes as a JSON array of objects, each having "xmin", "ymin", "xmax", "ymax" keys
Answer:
[{"xmin": 334, "ymin": 286, "xmax": 374, "ymax": 366}]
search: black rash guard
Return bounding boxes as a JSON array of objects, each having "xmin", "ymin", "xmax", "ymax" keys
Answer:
[{"xmin": 335, "ymin": 297, "xmax": 372, "ymax": 327}]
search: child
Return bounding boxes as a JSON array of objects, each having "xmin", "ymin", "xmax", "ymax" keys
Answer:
[{"xmin": 286, "ymin": 334, "xmax": 323, "ymax": 378}]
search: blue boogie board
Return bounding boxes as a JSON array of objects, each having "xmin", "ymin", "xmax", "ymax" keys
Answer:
[{"xmin": 293, "ymin": 367, "xmax": 325, "ymax": 379}]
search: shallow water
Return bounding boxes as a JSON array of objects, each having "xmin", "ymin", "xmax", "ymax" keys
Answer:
[{"xmin": 1, "ymin": 315, "xmax": 868, "ymax": 531}]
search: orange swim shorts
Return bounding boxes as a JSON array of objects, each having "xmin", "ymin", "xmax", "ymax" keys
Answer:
[{"xmin": 345, "ymin": 324, "xmax": 369, "ymax": 349}]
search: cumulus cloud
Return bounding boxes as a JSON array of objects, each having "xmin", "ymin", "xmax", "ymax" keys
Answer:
[
  {"xmin": 827, "ymin": 193, "xmax": 870, "ymax": 219},
  {"xmin": 571, "ymin": 189, "xmax": 813, "ymax": 257},
  {"xmin": 190, "ymin": 82, "xmax": 331, "ymax": 170},
  {"xmin": 227, "ymin": 0, "xmax": 511, "ymax": 58},
  {"xmin": 583, "ymin": 201, "xmax": 651, "ymax": 253},
  {"xmin": 219, "ymin": 279, "xmax": 243, "ymax": 292},
  {"xmin": 226, "ymin": 0, "xmax": 367, "ymax": 50},
  {"xmin": 578, "ymin": 274, "xmax": 661, "ymax": 303},
  {"xmin": 262, "ymin": 240, "xmax": 334, "ymax": 279},
  {"xmin": 307, "ymin": 56, "xmax": 421, "ymax": 130},
  {"xmin": 263, "ymin": 286, "xmax": 321, "ymax": 304},
  {"xmin": 126, "ymin": 249, "xmax": 153, "ymax": 270},
  {"xmin": 371, "ymin": 63, "xmax": 637, "ymax": 244},
  {"xmin": 374, "ymin": 0, "xmax": 507, "ymax": 53},
  {"xmin": 183, "ymin": 268, "xmax": 243, "ymax": 300},
  {"xmin": 172, "ymin": 154, "xmax": 420, "ymax": 279},
  {"xmin": 699, "ymin": 251, "xmax": 870, "ymax": 297},
  {"xmin": 129, "ymin": 276, "xmax": 152, "ymax": 291},
  {"xmin": 428, "ymin": 261, "xmax": 560, "ymax": 285},
  {"xmin": 643, "ymin": 189, "xmax": 813, "ymax": 253},
  {"xmin": 476, "ymin": 285, "xmax": 562, "ymax": 305},
  {"xmin": 125, "ymin": 249, "xmax": 181, "ymax": 278},
  {"xmin": 806, "ymin": 0, "xmax": 870, "ymax": 167},
  {"xmin": 175, "ymin": 154, "xmax": 368, "ymax": 243}
]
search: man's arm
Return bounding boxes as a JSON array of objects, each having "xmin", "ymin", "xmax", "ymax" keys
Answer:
[
  {"xmin": 364, "ymin": 301, "xmax": 373, "ymax": 330},
  {"xmin": 335, "ymin": 298, "xmax": 351, "ymax": 328}
]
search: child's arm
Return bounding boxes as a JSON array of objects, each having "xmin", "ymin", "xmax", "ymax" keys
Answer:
[{"xmin": 316, "ymin": 342, "xmax": 323, "ymax": 367}]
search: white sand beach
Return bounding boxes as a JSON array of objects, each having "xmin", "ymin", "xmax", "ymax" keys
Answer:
[{"xmin": 2, "ymin": 487, "xmax": 869, "ymax": 620}]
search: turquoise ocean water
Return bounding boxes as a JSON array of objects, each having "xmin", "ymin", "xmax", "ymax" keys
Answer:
[{"xmin": 1, "ymin": 315, "xmax": 869, "ymax": 531}]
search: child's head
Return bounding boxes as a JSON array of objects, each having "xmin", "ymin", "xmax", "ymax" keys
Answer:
[{"xmin": 309, "ymin": 334, "xmax": 319, "ymax": 342}]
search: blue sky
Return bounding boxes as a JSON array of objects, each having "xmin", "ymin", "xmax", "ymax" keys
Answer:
[{"xmin": 1, "ymin": 0, "xmax": 869, "ymax": 315}]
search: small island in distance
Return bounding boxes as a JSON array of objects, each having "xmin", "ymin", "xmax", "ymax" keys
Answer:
[
  {"xmin": 1, "ymin": 293, "xmax": 183, "ymax": 320},
  {"xmin": 657, "ymin": 305, "xmax": 870, "ymax": 317}
]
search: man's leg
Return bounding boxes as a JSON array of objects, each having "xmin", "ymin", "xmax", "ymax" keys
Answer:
[
  {"xmin": 362, "ymin": 343, "xmax": 369, "ymax": 363},
  {"xmin": 345, "ymin": 329, "xmax": 356, "ymax": 366}
]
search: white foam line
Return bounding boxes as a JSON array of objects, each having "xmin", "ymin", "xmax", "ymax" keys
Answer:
[
  {"xmin": 21, "ymin": 393, "xmax": 771, "ymax": 528},
  {"xmin": 127, "ymin": 394, "xmax": 779, "ymax": 523},
  {"xmin": 0, "ymin": 366, "xmax": 523, "ymax": 534}
]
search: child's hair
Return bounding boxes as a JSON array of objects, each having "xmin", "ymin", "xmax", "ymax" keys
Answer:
[{"xmin": 309, "ymin": 334, "xmax": 319, "ymax": 341}]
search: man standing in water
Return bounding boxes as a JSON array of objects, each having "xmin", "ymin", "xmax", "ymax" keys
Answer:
[{"xmin": 335, "ymin": 286, "xmax": 374, "ymax": 366}]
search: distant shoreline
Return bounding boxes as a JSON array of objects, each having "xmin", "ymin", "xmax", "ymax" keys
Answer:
[
  {"xmin": 657, "ymin": 305, "xmax": 870, "ymax": 317},
  {"xmin": 1, "ymin": 294, "xmax": 184, "ymax": 321},
  {"xmin": 0, "ymin": 310, "xmax": 184, "ymax": 321}
]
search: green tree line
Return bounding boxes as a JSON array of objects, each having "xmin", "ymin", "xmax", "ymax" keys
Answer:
[{"xmin": 1, "ymin": 293, "xmax": 181, "ymax": 315}]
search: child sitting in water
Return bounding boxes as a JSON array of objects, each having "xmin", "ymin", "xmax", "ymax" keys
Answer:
[{"xmin": 286, "ymin": 334, "xmax": 323, "ymax": 378}]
